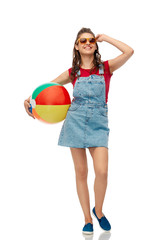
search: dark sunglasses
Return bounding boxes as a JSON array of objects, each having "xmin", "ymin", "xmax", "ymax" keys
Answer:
[{"xmin": 77, "ymin": 37, "xmax": 96, "ymax": 44}]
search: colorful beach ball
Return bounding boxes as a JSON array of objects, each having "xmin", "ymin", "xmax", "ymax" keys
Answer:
[{"xmin": 29, "ymin": 82, "xmax": 71, "ymax": 124}]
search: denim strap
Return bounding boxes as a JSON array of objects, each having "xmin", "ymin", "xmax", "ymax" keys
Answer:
[
  {"xmin": 77, "ymin": 69, "xmax": 81, "ymax": 77},
  {"xmin": 99, "ymin": 64, "xmax": 104, "ymax": 75}
]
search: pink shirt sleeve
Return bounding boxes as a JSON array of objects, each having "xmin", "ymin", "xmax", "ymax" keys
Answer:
[
  {"xmin": 68, "ymin": 67, "xmax": 76, "ymax": 86},
  {"xmin": 68, "ymin": 68, "xmax": 72, "ymax": 77},
  {"xmin": 103, "ymin": 60, "xmax": 113, "ymax": 77}
]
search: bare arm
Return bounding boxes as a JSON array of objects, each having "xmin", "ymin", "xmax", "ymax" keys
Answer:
[
  {"xmin": 25, "ymin": 70, "xmax": 71, "ymax": 102},
  {"xmin": 96, "ymin": 34, "xmax": 134, "ymax": 74},
  {"xmin": 25, "ymin": 69, "xmax": 71, "ymax": 102},
  {"xmin": 51, "ymin": 70, "xmax": 71, "ymax": 85}
]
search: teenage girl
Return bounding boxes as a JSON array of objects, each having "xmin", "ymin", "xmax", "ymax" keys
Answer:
[{"xmin": 24, "ymin": 28, "xmax": 134, "ymax": 235}]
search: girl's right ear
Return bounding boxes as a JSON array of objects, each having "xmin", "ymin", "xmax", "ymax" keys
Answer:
[{"xmin": 75, "ymin": 44, "xmax": 79, "ymax": 51}]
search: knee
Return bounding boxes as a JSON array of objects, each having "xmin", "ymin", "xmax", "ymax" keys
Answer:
[
  {"xmin": 76, "ymin": 168, "xmax": 88, "ymax": 180},
  {"xmin": 95, "ymin": 169, "xmax": 108, "ymax": 179}
]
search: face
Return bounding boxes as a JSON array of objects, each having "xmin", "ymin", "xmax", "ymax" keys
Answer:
[{"xmin": 75, "ymin": 33, "xmax": 97, "ymax": 56}]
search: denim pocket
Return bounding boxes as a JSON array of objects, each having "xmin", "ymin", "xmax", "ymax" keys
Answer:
[
  {"xmin": 73, "ymin": 79, "xmax": 104, "ymax": 98},
  {"xmin": 90, "ymin": 81, "xmax": 104, "ymax": 97},
  {"xmin": 68, "ymin": 103, "xmax": 81, "ymax": 111},
  {"xmin": 98, "ymin": 107, "xmax": 108, "ymax": 117}
]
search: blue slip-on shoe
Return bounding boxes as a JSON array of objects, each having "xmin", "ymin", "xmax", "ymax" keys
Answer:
[
  {"xmin": 82, "ymin": 223, "xmax": 94, "ymax": 235},
  {"xmin": 92, "ymin": 207, "xmax": 111, "ymax": 232}
]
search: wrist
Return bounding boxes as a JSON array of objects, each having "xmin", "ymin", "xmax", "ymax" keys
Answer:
[{"xmin": 103, "ymin": 34, "xmax": 110, "ymax": 42}]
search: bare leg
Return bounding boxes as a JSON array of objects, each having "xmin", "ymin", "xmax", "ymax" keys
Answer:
[
  {"xmin": 88, "ymin": 147, "xmax": 109, "ymax": 219},
  {"xmin": 70, "ymin": 147, "xmax": 93, "ymax": 224}
]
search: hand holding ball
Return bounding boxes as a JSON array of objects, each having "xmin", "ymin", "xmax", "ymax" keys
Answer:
[{"xmin": 29, "ymin": 82, "xmax": 71, "ymax": 124}]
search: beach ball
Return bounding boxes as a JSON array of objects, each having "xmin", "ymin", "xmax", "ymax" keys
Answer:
[{"xmin": 29, "ymin": 82, "xmax": 71, "ymax": 124}]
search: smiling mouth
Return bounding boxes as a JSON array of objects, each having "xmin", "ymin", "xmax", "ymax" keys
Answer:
[{"xmin": 84, "ymin": 46, "xmax": 92, "ymax": 49}]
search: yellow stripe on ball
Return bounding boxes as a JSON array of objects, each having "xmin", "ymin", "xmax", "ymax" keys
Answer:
[{"xmin": 35, "ymin": 104, "xmax": 70, "ymax": 123}]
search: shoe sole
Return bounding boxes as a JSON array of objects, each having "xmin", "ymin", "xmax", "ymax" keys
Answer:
[
  {"xmin": 82, "ymin": 231, "xmax": 94, "ymax": 235},
  {"xmin": 92, "ymin": 210, "xmax": 111, "ymax": 233}
]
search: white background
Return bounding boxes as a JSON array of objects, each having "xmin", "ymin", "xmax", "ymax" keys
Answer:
[{"xmin": 0, "ymin": 0, "xmax": 160, "ymax": 239}]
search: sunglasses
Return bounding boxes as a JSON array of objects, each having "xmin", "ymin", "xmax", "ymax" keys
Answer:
[{"xmin": 77, "ymin": 37, "xmax": 96, "ymax": 44}]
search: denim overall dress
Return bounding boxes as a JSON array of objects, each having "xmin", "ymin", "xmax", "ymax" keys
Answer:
[{"xmin": 58, "ymin": 64, "xmax": 110, "ymax": 149}]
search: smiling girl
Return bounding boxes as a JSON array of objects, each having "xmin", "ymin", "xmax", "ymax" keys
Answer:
[{"xmin": 24, "ymin": 27, "xmax": 134, "ymax": 235}]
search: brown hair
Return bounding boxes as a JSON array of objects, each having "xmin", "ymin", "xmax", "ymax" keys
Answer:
[{"xmin": 70, "ymin": 27, "xmax": 104, "ymax": 82}]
